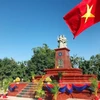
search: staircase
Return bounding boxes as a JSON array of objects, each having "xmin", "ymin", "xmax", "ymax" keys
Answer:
[{"xmin": 16, "ymin": 82, "xmax": 37, "ymax": 98}]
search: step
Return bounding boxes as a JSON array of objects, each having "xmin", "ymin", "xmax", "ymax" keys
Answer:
[
  {"xmin": 17, "ymin": 93, "xmax": 34, "ymax": 98},
  {"xmin": 18, "ymin": 90, "xmax": 35, "ymax": 94},
  {"xmin": 16, "ymin": 82, "xmax": 37, "ymax": 98}
]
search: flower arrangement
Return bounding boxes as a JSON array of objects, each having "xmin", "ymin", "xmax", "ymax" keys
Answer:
[
  {"xmin": 45, "ymin": 76, "xmax": 52, "ymax": 84},
  {"xmin": 15, "ymin": 77, "xmax": 20, "ymax": 84}
]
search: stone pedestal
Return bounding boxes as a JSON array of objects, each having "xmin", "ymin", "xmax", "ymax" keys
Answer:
[
  {"xmin": 55, "ymin": 48, "xmax": 72, "ymax": 68},
  {"xmin": 45, "ymin": 68, "xmax": 82, "ymax": 75},
  {"xmin": 44, "ymin": 47, "xmax": 96, "ymax": 83}
]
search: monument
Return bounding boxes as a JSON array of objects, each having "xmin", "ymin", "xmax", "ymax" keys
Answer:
[
  {"xmin": 45, "ymin": 35, "xmax": 82, "ymax": 76},
  {"xmin": 55, "ymin": 35, "xmax": 71, "ymax": 68},
  {"xmin": 44, "ymin": 35, "xmax": 98, "ymax": 100}
]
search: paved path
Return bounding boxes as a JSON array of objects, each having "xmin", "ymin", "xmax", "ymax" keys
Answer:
[
  {"xmin": 0, "ymin": 96, "xmax": 93, "ymax": 100},
  {"xmin": 0, "ymin": 96, "xmax": 34, "ymax": 100},
  {"xmin": 67, "ymin": 98, "xmax": 91, "ymax": 100}
]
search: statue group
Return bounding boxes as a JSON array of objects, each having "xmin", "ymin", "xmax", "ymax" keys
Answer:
[{"xmin": 57, "ymin": 35, "xmax": 67, "ymax": 48}]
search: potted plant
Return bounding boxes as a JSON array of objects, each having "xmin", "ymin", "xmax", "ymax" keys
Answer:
[
  {"xmin": 31, "ymin": 72, "xmax": 35, "ymax": 80},
  {"xmin": 90, "ymin": 78, "xmax": 99, "ymax": 100},
  {"xmin": 35, "ymin": 89, "xmax": 45, "ymax": 100},
  {"xmin": 2, "ymin": 77, "xmax": 13, "ymax": 98},
  {"xmin": 58, "ymin": 72, "xmax": 62, "ymax": 83},
  {"xmin": 34, "ymin": 76, "xmax": 46, "ymax": 100}
]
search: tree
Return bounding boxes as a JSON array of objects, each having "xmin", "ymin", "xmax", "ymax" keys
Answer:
[
  {"xmin": 29, "ymin": 44, "xmax": 55, "ymax": 75},
  {"xmin": 0, "ymin": 58, "xmax": 17, "ymax": 80},
  {"xmin": 89, "ymin": 54, "xmax": 100, "ymax": 79},
  {"xmin": 70, "ymin": 54, "xmax": 100, "ymax": 80},
  {"xmin": 70, "ymin": 55, "xmax": 84, "ymax": 68}
]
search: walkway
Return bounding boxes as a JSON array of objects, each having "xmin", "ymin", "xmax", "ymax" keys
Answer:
[{"xmin": 0, "ymin": 96, "xmax": 34, "ymax": 100}]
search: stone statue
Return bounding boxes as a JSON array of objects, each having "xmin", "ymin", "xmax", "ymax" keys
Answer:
[{"xmin": 57, "ymin": 35, "xmax": 67, "ymax": 48}]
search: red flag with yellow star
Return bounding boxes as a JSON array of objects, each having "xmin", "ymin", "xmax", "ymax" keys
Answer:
[{"xmin": 63, "ymin": 0, "xmax": 100, "ymax": 38}]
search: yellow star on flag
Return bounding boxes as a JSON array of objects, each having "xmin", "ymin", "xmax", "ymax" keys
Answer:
[{"xmin": 82, "ymin": 4, "xmax": 95, "ymax": 23}]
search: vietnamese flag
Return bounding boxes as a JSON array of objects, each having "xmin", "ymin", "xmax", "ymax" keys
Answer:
[{"xmin": 63, "ymin": 0, "xmax": 100, "ymax": 38}]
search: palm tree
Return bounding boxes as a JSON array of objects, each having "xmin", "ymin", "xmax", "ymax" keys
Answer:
[
  {"xmin": 50, "ymin": 80, "xmax": 59, "ymax": 100},
  {"xmin": 3, "ymin": 77, "xmax": 13, "ymax": 94},
  {"xmin": 90, "ymin": 78, "xmax": 98, "ymax": 97}
]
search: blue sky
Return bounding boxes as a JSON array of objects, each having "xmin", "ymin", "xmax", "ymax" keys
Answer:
[{"xmin": 0, "ymin": 0, "xmax": 100, "ymax": 62}]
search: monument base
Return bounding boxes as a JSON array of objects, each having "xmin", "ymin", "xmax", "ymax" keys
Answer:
[
  {"xmin": 43, "ymin": 68, "xmax": 98, "ymax": 100},
  {"xmin": 45, "ymin": 91, "xmax": 100, "ymax": 100},
  {"xmin": 44, "ymin": 68, "xmax": 96, "ymax": 82}
]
